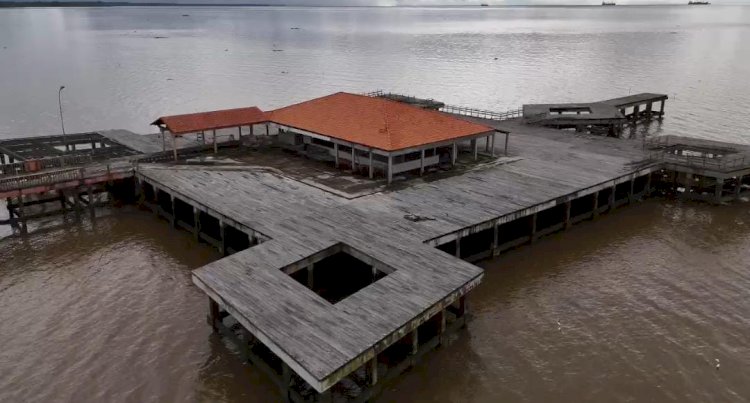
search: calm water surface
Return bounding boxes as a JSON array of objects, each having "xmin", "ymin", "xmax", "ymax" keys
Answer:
[{"xmin": 1, "ymin": 6, "xmax": 749, "ymax": 403}]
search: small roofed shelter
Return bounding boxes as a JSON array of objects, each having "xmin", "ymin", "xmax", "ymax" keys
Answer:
[
  {"xmin": 269, "ymin": 92, "xmax": 499, "ymax": 183},
  {"xmin": 151, "ymin": 106, "xmax": 268, "ymax": 160}
]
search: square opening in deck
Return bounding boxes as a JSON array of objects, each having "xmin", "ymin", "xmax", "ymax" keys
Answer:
[{"xmin": 282, "ymin": 243, "xmax": 394, "ymax": 305}]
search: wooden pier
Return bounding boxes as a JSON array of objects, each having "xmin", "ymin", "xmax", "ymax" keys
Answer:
[{"xmin": 2, "ymin": 92, "xmax": 749, "ymax": 402}]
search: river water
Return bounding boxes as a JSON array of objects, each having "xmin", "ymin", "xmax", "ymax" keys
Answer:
[{"xmin": 0, "ymin": 5, "xmax": 749, "ymax": 403}]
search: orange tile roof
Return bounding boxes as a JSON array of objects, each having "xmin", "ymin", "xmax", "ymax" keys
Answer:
[
  {"xmin": 268, "ymin": 92, "xmax": 495, "ymax": 151},
  {"xmin": 152, "ymin": 106, "xmax": 268, "ymax": 135}
]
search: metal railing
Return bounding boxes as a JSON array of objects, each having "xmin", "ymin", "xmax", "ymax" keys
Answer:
[
  {"xmin": 363, "ymin": 90, "xmax": 523, "ymax": 121},
  {"xmin": 439, "ymin": 104, "xmax": 523, "ymax": 121},
  {"xmin": 0, "ymin": 154, "xmax": 94, "ymax": 177}
]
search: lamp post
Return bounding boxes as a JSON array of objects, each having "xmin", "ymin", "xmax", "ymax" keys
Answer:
[{"xmin": 58, "ymin": 85, "xmax": 67, "ymax": 152}]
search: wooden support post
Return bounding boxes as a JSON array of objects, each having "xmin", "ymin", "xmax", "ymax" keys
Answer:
[
  {"xmin": 472, "ymin": 139, "xmax": 478, "ymax": 160},
  {"xmin": 736, "ymin": 175, "xmax": 744, "ymax": 199},
  {"xmin": 193, "ymin": 207, "xmax": 200, "ymax": 241},
  {"xmin": 208, "ymin": 298, "xmax": 220, "ymax": 332},
  {"xmin": 420, "ymin": 149, "xmax": 425, "ymax": 176},
  {"xmin": 608, "ymin": 186, "xmax": 616, "ymax": 211},
  {"xmin": 17, "ymin": 196, "xmax": 27, "ymax": 235},
  {"xmin": 265, "ymin": 123, "xmax": 270, "ymax": 135},
  {"xmin": 659, "ymin": 100, "xmax": 665, "ymax": 117},
  {"xmin": 0, "ymin": 154, "xmax": 5, "ymax": 164},
  {"xmin": 646, "ymin": 102, "xmax": 653, "ymax": 118},
  {"xmin": 409, "ymin": 328, "xmax": 419, "ymax": 357},
  {"xmin": 492, "ymin": 222, "xmax": 498, "ymax": 254},
  {"xmin": 281, "ymin": 362, "xmax": 292, "ymax": 403},
  {"xmin": 170, "ymin": 196, "xmax": 177, "ymax": 228},
  {"xmin": 452, "ymin": 142, "xmax": 457, "ymax": 165},
  {"xmin": 172, "ymin": 133, "xmax": 178, "ymax": 161},
  {"xmin": 351, "ymin": 147, "xmax": 356, "ymax": 173},
  {"xmin": 564, "ymin": 200, "xmax": 572, "ymax": 230},
  {"xmin": 238, "ymin": 125, "xmax": 242, "ymax": 142},
  {"xmin": 59, "ymin": 190, "xmax": 67, "ymax": 215},
  {"xmin": 592, "ymin": 191, "xmax": 599, "ymax": 219},
  {"xmin": 632, "ymin": 105, "xmax": 640, "ymax": 122},
  {"xmin": 334, "ymin": 143, "xmax": 339, "ymax": 168},
  {"xmin": 645, "ymin": 173, "xmax": 652, "ymax": 196},
  {"xmin": 455, "ymin": 236, "xmax": 461, "ymax": 258},
  {"xmin": 437, "ymin": 309, "xmax": 447, "ymax": 345},
  {"xmin": 490, "ymin": 132, "xmax": 496, "ymax": 157},
  {"xmin": 88, "ymin": 186, "xmax": 95, "ymax": 218},
  {"xmin": 715, "ymin": 178, "xmax": 724, "ymax": 202},
  {"xmin": 529, "ymin": 213, "xmax": 537, "ymax": 243},
  {"xmin": 219, "ymin": 221, "xmax": 226, "ymax": 256},
  {"xmin": 307, "ymin": 264, "xmax": 314, "ymax": 289},
  {"xmin": 366, "ymin": 356, "xmax": 378, "ymax": 386},
  {"xmin": 457, "ymin": 295, "xmax": 467, "ymax": 318},
  {"xmin": 250, "ymin": 125, "xmax": 254, "ymax": 136},
  {"xmin": 387, "ymin": 154, "xmax": 393, "ymax": 184},
  {"xmin": 160, "ymin": 128, "xmax": 166, "ymax": 151},
  {"xmin": 369, "ymin": 150, "xmax": 374, "ymax": 179},
  {"xmin": 213, "ymin": 130, "xmax": 218, "ymax": 154},
  {"xmin": 629, "ymin": 178, "xmax": 635, "ymax": 204},
  {"xmin": 504, "ymin": 132, "xmax": 509, "ymax": 156}
]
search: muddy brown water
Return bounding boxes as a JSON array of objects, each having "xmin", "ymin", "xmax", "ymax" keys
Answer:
[{"xmin": 1, "ymin": 200, "xmax": 748, "ymax": 402}]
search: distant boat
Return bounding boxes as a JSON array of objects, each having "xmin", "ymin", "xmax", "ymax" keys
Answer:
[
  {"xmin": 688, "ymin": 1, "xmax": 710, "ymax": 4},
  {"xmin": 602, "ymin": 1, "xmax": 616, "ymax": 5},
  {"xmin": 480, "ymin": 3, "xmax": 489, "ymax": 6}
]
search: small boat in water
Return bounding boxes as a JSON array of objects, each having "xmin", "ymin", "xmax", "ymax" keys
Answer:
[
  {"xmin": 480, "ymin": 3, "xmax": 489, "ymax": 6},
  {"xmin": 688, "ymin": 1, "xmax": 710, "ymax": 4},
  {"xmin": 602, "ymin": 1, "xmax": 616, "ymax": 5}
]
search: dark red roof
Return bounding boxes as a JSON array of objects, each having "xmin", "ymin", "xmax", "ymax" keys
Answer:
[
  {"xmin": 152, "ymin": 106, "xmax": 268, "ymax": 135},
  {"xmin": 269, "ymin": 93, "xmax": 495, "ymax": 151}
]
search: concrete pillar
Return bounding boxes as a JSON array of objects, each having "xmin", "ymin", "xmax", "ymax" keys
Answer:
[
  {"xmin": 646, "ymin": 102, "xmax": 653, "ymax": 118},
  {"xmin": 608, "ymin": 186, "xmax": 616, "ymax": 211},
  {"xmin": 369, "ymin": 151, "xmax": 374, "ymax": 179},
  {"xmin": 420, "ymin": 149, "xmax": 425, "ymax": 176},
  {"xmin": 472, "ymin": 139, "xmax": 478, "ymax": 160},
  {"xmin": 659, "ymin": 100, "xmax": 665, "ymax": 117},
  {"xmin": 564, "ymin": 200, "xmax": 572, "ymax": 230},
  {"xmin": 213, "ymin": 130, "xmax": 218, "ymax": 154},
  {"xmin": 592, "ymin": 191, "xmax": 599, "ymax": 219},
  {"xmin": 504, "ymin": 132, "xmax": 509, "ymax": 156},
  {"xmin": 632, "ymin": 105, "xmax": 640, "ymax": 122},
  {"xmin": 452, "ymin": 143, "xmax": 457, "ymax": 165},
  {"xmin": 387, "ymin": 154, "xmax": 393, "ymax": 184},
  {"xmin": 629, "ymin": 178, "xmax": 635, "ymax": 204},
  {"xmin": 529, "ymin": 213, "xmax": 537, "ymax": 243},
  {"xmin": 334, "ymin": 143, "xmax": 339, "ymax": 168},
  {"xmin": 645, "ymin": 173, "xmax": 652, "ymax": 196},
  {"xmin": 490, "ymin": 133, "xmax": 496, "ymax": 157},
  {"xmin": 351, "ymin": 147, "xmax": 356, "ymax": 172}
]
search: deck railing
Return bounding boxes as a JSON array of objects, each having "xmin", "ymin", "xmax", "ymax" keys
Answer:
[
  {"xmin": 439, "ymin": 104, "xmax": 523, "ymax": 121},
  {"xmin": 0, "ymin": 154, "xmax": 94, "ymax": 177},
  {"xmin": 0, "ymin": 168, "xmax": 81, "ymax": 192},
  {"xmin": 363, "ymin": 90, "xmax": 523, "ymax": 121}
]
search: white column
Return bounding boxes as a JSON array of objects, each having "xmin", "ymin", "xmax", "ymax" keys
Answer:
[
  {"xmin": 420, "ymin": 149, "xmax": 425, "ymax": 176},
  {"xmin": 334, "ymin": 143, "xmax": 339, "ymax": 168},
  {"xmin": 473, "ymin": 139, "xmax": 478, "ymax": 160},
  {"xmin": 352, "ymin": 147, "xmax": 356, "ymax": 172},
  {"xmin": 213, "ymin": 129, "xmax": 217, "ymax": 154},
  {"xmin": 491, "ymin": 133, "xmax": 496, "ymax": 157},
  {"xmin": 452, "ymin": 142, "xmax": 457, "ymax": 165}
]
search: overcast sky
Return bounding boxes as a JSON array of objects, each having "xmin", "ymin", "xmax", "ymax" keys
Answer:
[{"xmin": 23, "ymin": 0, "xmax": 748, "ymax": 4}]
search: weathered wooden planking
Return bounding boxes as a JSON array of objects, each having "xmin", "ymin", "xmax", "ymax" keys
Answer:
[{"xmin": 138, "ymin": 118, "xmax": 673, "ymax": 392}]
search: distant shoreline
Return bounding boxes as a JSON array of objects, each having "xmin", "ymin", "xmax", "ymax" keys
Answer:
[{"xmin": 0, "ymin": 1, "xmax": 739, "ymax": 8}]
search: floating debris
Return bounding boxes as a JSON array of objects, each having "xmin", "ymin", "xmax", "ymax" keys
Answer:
[
  {"xmin": 153, "ymin": 36, "xmax": 168, "ymax": 39},
  {"xmin": 182, "ymin": 14, "xmax": 190, "ymax": 17},
  {"xmin": 166, "ymin": 78, "xmax": 174, "ymax": 81},
  {"xmin": 272, "ymin": 49, "xmax": 284, "ymax": 52},
  {"xmin": 290, "ymin": 27, "xmax": 300, "ymax": 30}
]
